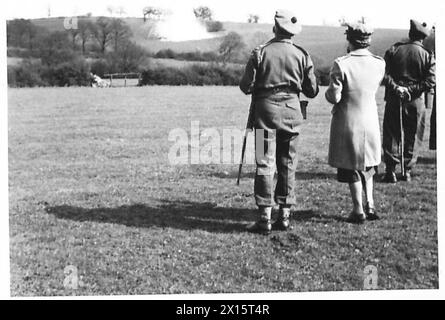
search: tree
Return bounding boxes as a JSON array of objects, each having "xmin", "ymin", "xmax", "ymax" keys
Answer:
[
  {"xmin": 248, "ymin": 14, "xmax": 260, "ymax": 23},
  {"xmin": 77, "ymin": 20, "xmax": 94, "ymax": 55},
  {"xmin": 109, "ymin": 18, "xmax": 132, "ymax": 51},
  {"xmin": 108, "ymin": 40, "xmax": 146, "ymax": 73},
  {"xmin": 193, "ymin": 6, "xmax": 213, "ymax": 21},
  {"xmin": 143, "ymin": 7, "xmax": 163, "ymax": 22},
  {"xmin": 38, "ymin": 31, "xmax": 74, "ymax": 65},
  {"xmin": 218, "ymin": 31, "xmax": 246, "ymax": 63},
  {"xmin": 93, "ymin": 17, "xmax": 113, "ymax": 54},
  {"xmin": 68, "ymin": 28, "xmax": 80, "ymax": 50},
  {"xmin": 7, "ymin": 19, "xmax": 45, "ymax": 51}
]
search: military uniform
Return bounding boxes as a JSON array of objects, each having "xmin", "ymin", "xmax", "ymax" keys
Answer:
[
  {"xmin": 240, "ymin": 31, "xmax": 318, "ymax": 206},
  {"xmin": 382, "ymin": 20, "xmax": 436, "ymax": 178},
  {"xmin": 239, "ymin": 10, "xmax": 318, "ymax": 234}
]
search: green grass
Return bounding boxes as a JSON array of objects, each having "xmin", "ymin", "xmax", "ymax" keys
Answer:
[{"xmin": 8, "ymin": 86, "xmax": 437, "ymax": 296}]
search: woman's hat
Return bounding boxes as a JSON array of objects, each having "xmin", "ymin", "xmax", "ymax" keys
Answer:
[{"xmin": 345, "ymin": 22, "xmax": 373, "ymax": 47}]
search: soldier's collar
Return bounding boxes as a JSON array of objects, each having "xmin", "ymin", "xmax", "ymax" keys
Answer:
[{"xmin": 273, "ymin": 36, "xmax": 293, "ymax": 44}]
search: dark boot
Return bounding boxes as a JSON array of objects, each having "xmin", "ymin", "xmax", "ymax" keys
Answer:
[
  {"xmin": 272, "ymin": 206, "xmax": 293, "ymax": 231},
  {"xmin": 382, "ymin": 166, "xmax": 397, "ymax": 183},
  {"xmin": 246, "ymin": 207, "xmax": 272, "ymax": 235},
  {"xmin": 401, "ymin": 169, "xmax": 412, "ymax": 182}
]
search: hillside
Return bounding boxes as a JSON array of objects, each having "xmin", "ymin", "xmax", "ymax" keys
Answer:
[{"xmin": 28, "ymin": 17, "xmax": 408, "ymax": 66}]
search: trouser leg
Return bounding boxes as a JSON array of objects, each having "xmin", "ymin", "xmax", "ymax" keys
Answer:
[
  {"xmin": 275, "ymin": 131, "xmax": 299, "ymax": 206},
  {"xmin": 382, "ymin": 101, "xmax": 400, "ymax": 172},
  {"xmin": 405, "ymin": 99, "xmax": 426, "ymax": 170},
  {"xmin": 254, "ymin": 129, "xmax": 276, "ymax": 207}
]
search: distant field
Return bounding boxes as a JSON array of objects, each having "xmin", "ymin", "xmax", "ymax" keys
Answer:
[
  {"xmin": 27, "ymin": 17, "xmax": 408, "ymax": 65},
  {"xmin": 8, "ymin": 86, "xmax": 437, "ymax": 296}
]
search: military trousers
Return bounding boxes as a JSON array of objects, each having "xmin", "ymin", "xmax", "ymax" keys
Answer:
[
  {"xmin": 253, "ymin": 92, "xmax": 303, "ymax": 207},
  {"xmin": 382, "ymin": 94, "xmax": 426, "ymax": 171}
]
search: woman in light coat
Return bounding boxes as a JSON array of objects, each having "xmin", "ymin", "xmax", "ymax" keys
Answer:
[{"xmin": 325, "ymin": 23, "xmax": 385, "ymax": 223}]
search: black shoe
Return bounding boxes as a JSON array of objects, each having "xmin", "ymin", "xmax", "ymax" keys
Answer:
[
  {"xmin": 382, "ymin": 171, "xmax": 397, "ymax": 183},
  {"xmin": 346, "ymin": 212, "xmax": 366, "ymax": 224},
  {"xmin": 401, "ymin": 170, "xmax": 412, "ymax": 182},
  {"xmin": 246, "ymin": 220, "xmax": 272, "ymax": 235},
  {"xmin": 365, "ymin": 205, "xmax": 380, "ymax": 221}
]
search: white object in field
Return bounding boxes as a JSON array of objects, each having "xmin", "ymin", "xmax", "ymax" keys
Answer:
[{"xmin": 92, "ymin": 74, "xmax": 110, "ymax": 88}]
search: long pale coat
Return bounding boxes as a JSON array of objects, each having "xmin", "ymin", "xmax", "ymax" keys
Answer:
[{"xmin": 325, "ymin": 49, "xmax": 385, "ymax": 170}]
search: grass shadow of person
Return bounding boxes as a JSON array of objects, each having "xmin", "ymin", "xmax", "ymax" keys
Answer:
[
  {"xmin": 46, "ymin": 200, "xmax": 255, "ymax": 234},
  {"xmin": 46, "ymin": 201, "xmax": 346, "ymax": 234},
  {"xmin": 212, "ymin": 170, "xmax": 336, "ymax": 181}
]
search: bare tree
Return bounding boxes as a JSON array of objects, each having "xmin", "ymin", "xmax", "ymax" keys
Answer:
[
  {"xmin": 248, "ymin": 14, "xmax": 260, "ymax": 23},
  {"xmin": 77, "ymin": 20, "xmax": 94, "ymax": 55},
  {"xmin": 143, "ymin": 7, "xmax": 163, "ymax": 22},
  {"xmin": 93, "ymin": 17, "xmax": 113, "ymax": 54},
  {"xmin": 109, "ymin": 18, "xmax": 132, "ymax": 51},
  {"xmin": 193, "ymin": 6, "xmax": 213, "ymax": 21}
]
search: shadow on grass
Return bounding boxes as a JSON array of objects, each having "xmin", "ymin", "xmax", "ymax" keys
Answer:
[
  {"xmin": 212, "ymin": 170, "xmax": 336, "ymax": 181},
  {"xmin": 45, "ymin": 200, "xmax": 345, "ymax": 234}
]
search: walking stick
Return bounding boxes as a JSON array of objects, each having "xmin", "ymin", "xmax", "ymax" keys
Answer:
[
  {"xmin": 237, "ymin": 102, "xmax": 255, "ymax": 185},
  {"xmin": 399, "ymin": 97, "xmax": 405, "ymax": 177}
]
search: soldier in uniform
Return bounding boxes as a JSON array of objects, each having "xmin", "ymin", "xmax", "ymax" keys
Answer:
[
  {"xmin": 382, "ymin": 20, "xmax": 436, "ymax": 182},
  {"xmin": 239, "ymin": 10, "xmax": 319, "ymax": 234},
  {"xmin": 325, "ymin": 22, "xmax": 386, "ymax": 223}
]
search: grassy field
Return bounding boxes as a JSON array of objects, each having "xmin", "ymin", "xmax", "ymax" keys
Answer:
[{"xmin": 8, "ymin": 86, "xmax": 437, "ymax": 296}]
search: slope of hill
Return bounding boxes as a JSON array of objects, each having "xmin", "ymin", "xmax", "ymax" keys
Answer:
[{"xmin": 27, "ymin": 17, "xmax": 407, "ymax": 66}]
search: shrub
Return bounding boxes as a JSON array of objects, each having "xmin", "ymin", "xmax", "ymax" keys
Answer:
[
  {"xmin": 205, "ymin": 21, "xmax": 224, "ymax": 33},
  {"xmin": 8, "ymin": 60, "xmax": 46, "ymax": 87},
  {"xmin": 139, "ymin": 63, "xmax": 244, "ymax": 86}
]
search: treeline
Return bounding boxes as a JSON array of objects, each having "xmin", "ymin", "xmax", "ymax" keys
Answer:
[
  {"xmin": 7, "ymin": 18, "xmax": 332, "ymax": 87},
  {"xmin": 7, "ymin": 17, "xmax": 148, "ymax": 87}
]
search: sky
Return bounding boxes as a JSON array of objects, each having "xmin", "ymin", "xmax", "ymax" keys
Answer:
[{"xmin": 3, "ymin": 0, "xmax": 443, "ymax": 29}]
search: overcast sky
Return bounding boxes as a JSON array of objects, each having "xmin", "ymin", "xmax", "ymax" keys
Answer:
[{"xmin": 3, "ymin": 0, "xmax": 443, "ymax": 29}]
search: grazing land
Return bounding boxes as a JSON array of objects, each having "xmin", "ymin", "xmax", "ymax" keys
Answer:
[{"xmin": 8, "ymin": 86, "xmax": 437, "ymax": 296}]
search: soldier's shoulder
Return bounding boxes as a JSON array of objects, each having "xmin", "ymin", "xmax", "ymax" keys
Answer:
[
  {"xmin": 291, "ymin": 44, "xmax": 310, "ymax": 56},
  {"xmin": 412, "ymin": 42, "xmax": 433, "ymax": 55},
  {"xmin": 252, "ymin": 39, "xmax": 275, "ymax": 53},
  {"xmin": 386, "ymin": 41, "xmax": 407, "ymax": 53}
]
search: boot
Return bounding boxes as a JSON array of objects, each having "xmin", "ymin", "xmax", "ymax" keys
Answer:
[
  {"xmin": 272, "ymin": 206, "xmax": 293, "ymax": 231},
  {"xmin": 401, "ymin": 169, "xmax": 412, "ymax": 182},
  {"xmin": 246, "ymin": 206, "xmax": 272, "ymax": 235},
  {"xmin": 382, "ymin": 165, "xmax": 397, "ymax": 183}
]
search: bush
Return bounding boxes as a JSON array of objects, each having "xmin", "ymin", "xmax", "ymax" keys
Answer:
[
  {"xmin": 8, "ymin": 60, "xmax": 46, "ymax": 87},
  {"xmin": 90, "ymin": 59, "xmax": 110, "ymax": 77},
  {"xmin": 205, "ymin": 21, "xmax": 224, "ymax": 33},
  {"xmin": 139, "ymin": 63, "xmax": 244, "ymax": 86},
  {"xmin": 8, "ymin": 58, "xmax": 91, "ymax": 87},
  {"xmin": 41, "ymin": 58, "xmax": 91, "ymax": 86}
]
